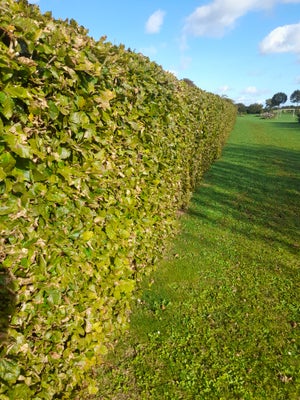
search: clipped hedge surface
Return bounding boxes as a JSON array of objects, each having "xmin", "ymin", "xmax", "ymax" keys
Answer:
[{"xmin": 0, "ymin": 0, "xmax": 236, "ymax": 397}]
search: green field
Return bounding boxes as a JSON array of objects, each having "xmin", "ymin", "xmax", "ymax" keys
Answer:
[{"xmin": 96, "ymin": 114, "xmax": 300, "ymax": 399}]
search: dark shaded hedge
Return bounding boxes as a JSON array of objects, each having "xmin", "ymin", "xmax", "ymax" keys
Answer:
[{"xmin": 0, "ymin": 0, "xmax": 236, "ymax": 397}]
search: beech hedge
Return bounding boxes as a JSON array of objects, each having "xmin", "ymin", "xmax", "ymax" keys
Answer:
[{"xmin": 0, "ymin": 0, "xmax": 236, "ymax": 397}]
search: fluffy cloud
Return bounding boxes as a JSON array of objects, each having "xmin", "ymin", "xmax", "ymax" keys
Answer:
[
  {"xmin": 242, "ymin": 86, "xmax": 259, "ymax": 94},
  {"xmin": 241, "ymin": 86, "xmax": 268, "ymax": 96},
  {"xmin": 260, "ymin": 23, "xmax": 300, "ymax": 54},
  {"xmin": 218, "ymin": 85, "xmax": 231, "ymax": 93},
  {"xmin": 145, "ymin": 10, "xmax": 166, "ymax": 34},
  {"xmin": 236, "ymin": 95, "xmax": 265, "ymax": 105},
  {"xmin": 237, "ymin": 86, "xmax": 268, "ymax": 104},
  {"xmin": 183, "ymin": 0, "xmax": 300, "ymax": 38}
]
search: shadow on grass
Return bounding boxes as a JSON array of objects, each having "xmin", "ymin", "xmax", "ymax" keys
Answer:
[
  {"xmin": 0, "ymin": 268, "xmax": 16, "ymax": 344},
  {"xmin": 269, "ymin": 121, "xmax": 299, "ymax": 129},
  {"xmin": 188, "ymin": 143, "xmax": 300, "ymax": 253}
]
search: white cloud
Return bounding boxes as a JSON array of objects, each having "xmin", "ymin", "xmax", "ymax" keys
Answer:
[
  {"xmin": 243, "ymin": 86, "xmax": 259, "ymax": 94},
  {"xmin": 145, "ymin": 10, "xmax": 166, "ymax": 34},
  {"xmin": 236, "ymin": 95, "xmax": 265, "ymax": 105},
  {"xmin": 218, "ymin": 85, "xmax": 231, "ymax": 93},
  {"xmin": 183, "ymin": 0, "xmax": 300, "ymax": 38},
  {"xmin": 241, "ymin": 86, "xmax": 268, "ymax": 96},
  {"xmin": 237, "ymin": 86, "xmax": 268, "ymax": 104},
  {"xmin": 260, "ymin": 23, "xmax": 300, "ymax": 54}
]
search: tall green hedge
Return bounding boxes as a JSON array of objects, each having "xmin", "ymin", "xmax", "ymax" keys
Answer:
[{"xmin": 0, "ymin": 0, "xmax": 236, "ymax": 397}]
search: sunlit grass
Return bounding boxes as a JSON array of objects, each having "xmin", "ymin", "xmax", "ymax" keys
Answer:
[{"xmin": 96, "ymin": 114, "xmax": 300, "ymax": 399}]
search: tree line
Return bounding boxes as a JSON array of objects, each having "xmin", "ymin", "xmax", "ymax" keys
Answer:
[{"xmin": 236, "ymin": 89, "xmax": 300, "ymax": 114}]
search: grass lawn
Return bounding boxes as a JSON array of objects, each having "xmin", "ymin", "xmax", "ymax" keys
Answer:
[{"xmin": 96, "ymin": 114, "xmax": 300, "ymax": 399}]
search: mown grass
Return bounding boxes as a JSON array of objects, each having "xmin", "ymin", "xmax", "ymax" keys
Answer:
[{"xmin": 95, "ymin": 114, "xmax": 300, "ymax": 399}]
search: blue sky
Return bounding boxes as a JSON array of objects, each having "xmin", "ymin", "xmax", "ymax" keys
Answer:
[{"xmin": 30, "ymin": 0, "xmax": 300, "ymax": 106}]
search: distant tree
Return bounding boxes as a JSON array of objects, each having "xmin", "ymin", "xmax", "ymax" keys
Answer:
[
  {"xmin": 290, "ymin": 90, "xmax": 300, "ymax": 107},
  {"xmin": 236, "ymin": 102, "xmax": 247, "ymax": 114},
  {"xmin": 247, "ymin": 103, "xmax": 263, "ymax": 114},
  {"xmin": 182, "ymin": 78, "xmax": 197, "ymax": 88},
  {"xmin": 271, "ymin": 92, "xmax": 287, "ymax": 108},
  {"xmin": 265, "ymin": 98, "xmax": 273, "ymax": 110},
  {"xmin": 222, "ymin": 96, "xmax": 234, "ymax": 104}
]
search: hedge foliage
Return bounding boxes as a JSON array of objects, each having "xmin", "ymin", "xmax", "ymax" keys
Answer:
[{"xmin": 0, "ymin": 0, "xmax": 236, "ymax": 397}]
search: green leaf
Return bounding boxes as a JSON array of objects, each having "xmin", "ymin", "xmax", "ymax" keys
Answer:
[
  {"xmin": 76, "ymin": 96, "xmax": 86, "ymax": 109},
  {"xmin": 105, "ymin": 224, "xmax": 117, "ymax": 240},
  {"xmin": 70, "ymin": 111, "xmax": 90, "ymax": 125},
  {"xmin": 46, "ymin": 289, "xmax": 62, "ymax": 305},
  {"xmin": 48, "ymin": 100, "xmax": 59, "ymax": 120},
  {"xmin": 81, "ymin": 231, "xmax": 94, "ymax": 241},
  {"xmin": 0, "ymin": 359, "xmax": 20, "ymax": 385},
  {"xmin": 3, "ymin": 125, "xmax": 32, "ymax": 159},
  {"xmin": 95, "ymin": 90, "xmax": 115, "ymax": 110},
  {"xmin": 0, "ymin": 92, "xmax": 6, "ymax": 104},
  {"xmin": 0, "ymin": 197, "xmax": 19, "ymax": 215},
  {"xmin": 88, "ymin": 384, "xmax": 99, "ymax": 395},
  {"xmin": 0, "ymin": 167, "xmax": 6, "ymax": 181},
  {"xmin": 7, "ymin": 384, "xmax": 33, "ymax": 400},
  {"xmin": 4, "ymin": 138, "xmax": 31, "ymax": 159},
  {"xmin": 5, "ymin": 86, "xmax": 32, "ymax": 100},
  {"xmin": 36, "ymin": 42, "xmax": 53, "ymax": 55},
  {"xmin": 55, "ymin": 94, "xmax": 71, "ymax": 115},
  {"xmin": 58, "ymin": 147, "xmax": 71, "ymax": 160},
  {"xmin": 0, "ymin": 92, "xmax": 14, "ymax": 119},
  {"xmin": 45, "ymin": 189, "xmax": 68, "ymax": 204},
  {"xmin": 114, "ymin": 280, "xmax": 135, "ymax": 300},
  {"xmin": 0, "ymin": 152, "xmax": 16, "ymax": 173}
]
